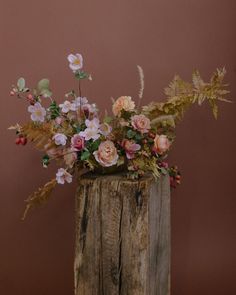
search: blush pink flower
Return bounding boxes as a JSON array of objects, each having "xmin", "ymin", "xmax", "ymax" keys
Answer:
[
  {"xmin": 53, "ymin": 133, "xmax": 67, "ymax": 146},
  {"xmin": 85, "ymin": 118, "xmax": 100, "ymax": 129},
  {"xmin": 56, "ymin": 168, "xmax": 73, "ymax": 184},
  {"xmin": 93, "ymin": 140, "xmax": 118, "ymax": 167},
  {"xmin": 131, "ymin": 114, "xmax": 151, "ymax": 134},
  {"xmin": 28, "ymin": 102, "xmax": 46, "ymax": 122},
  {"xmin": 99, "ymin": 123, "xmax": 112, "ymax": 137},
  {"xmin": 154, "ymin": 134, "xmax": 170, "ymax": 154},
  {"xmin": 67, "ymin": 53, "xmax": 83, "ymax": 72},
  {"xmin": 122, "ymin": 139, "xmax": 141, "ymax": 159},
  {"xmin": 71, "ymin": 134, "xmax": 85, "ymax": 151},
  {"xmin": 112, "ymin": 96, "xmax": 135, "ymax": 116}
]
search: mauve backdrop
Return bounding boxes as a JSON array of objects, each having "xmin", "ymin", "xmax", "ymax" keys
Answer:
[{"xmin": 0, "ymin": 0, "xmax": 235, "ymax": 294}]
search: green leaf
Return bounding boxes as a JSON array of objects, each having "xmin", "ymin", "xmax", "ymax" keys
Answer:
[
  {"xmin": 160, "ymin": 167, "xmax": 168, "ymax": 175},
  {"xmin": 89, "ymin": 139, "xmax": 101, "ymax": 152},
  {"xmin": 42, "ymin": 155, "xmax": 50, "ymax": 167},
  {"xmin": 103, "ymin": 116, "xmax": 113, "ymax": 124},
  {"xmin": 49, "ymin": 101, "xmax": 60, "ymax": 119},
  {"xmin": 81, "ymin": 150, "xmax": 91, "ymax": 161},
  {"xmin": 127, "ymin": 129, "xmax": 136, "ymax": 139},
  {"xmin": 75, "ymin": 71, "xmax": 89, "ymax": 80},
  {"xmin": 134, "ymin": 133, "xmax": 142, "ymax": 141},
  {"xmin": 37, "ymin": 79, "xmax": 50, "ymax": 91},
  {"xmin": 17, "ymin": 77, "xmax": 25, "ymax": 91},
  {"xmin": 41, "ymin": 88, "xmax": 52, "ymax": 98}
]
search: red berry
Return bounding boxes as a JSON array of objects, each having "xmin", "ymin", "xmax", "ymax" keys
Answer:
[
  {"xmin": 20, "ymin": 137, "xmax": 27, "ymax": 145},
  {"xmin": 15, "ymin": 137, "xmax": 21, "ymax": 145},
  {"xmin": 10, "ymin": 91, "xmax": 15, "ymax": 96},
  {"xmin": 142, "ymin": 139, "xmax": 148, "ymax": 144},
  {"xmin": 148, "ymin": 132, "xmax": 156, "ymax": 139},
  {"xmin": 175, "ymin": 175, "xmax": 181, "ymax": 180}
]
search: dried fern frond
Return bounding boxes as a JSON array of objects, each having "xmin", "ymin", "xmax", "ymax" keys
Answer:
[
  {"xmin": 8, "ymin": 123, "xmax": 23, "ymax": 133},
  {"xmin": 143, "ymin": 68, "xmax": 230, "ymax": 121},
  {"xmin": 150, "ymin": 115, "xmax": 176, "ymax": 128},
  {"xmin": 23, "ymin": 122, "xmax": 54, "ymax": 150},
  {"xmin": 137, "ymin": 65, "xmax": 145, "ymax": 100},
  {"xmin": 22, "ymin": 178, "xmax": 57, "ymax": 220}
]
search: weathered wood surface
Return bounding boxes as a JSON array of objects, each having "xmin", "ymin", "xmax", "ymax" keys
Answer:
[{"xmin": 75, "ymin": 174, "xmax": 170, "ymax": 295}]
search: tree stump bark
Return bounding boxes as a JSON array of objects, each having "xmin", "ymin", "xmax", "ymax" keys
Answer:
[{"xmin": 74, "ymin": 174, "xmax": 170, "ymax": 295}]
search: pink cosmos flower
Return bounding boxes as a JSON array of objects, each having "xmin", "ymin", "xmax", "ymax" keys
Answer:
[
  {"xmin": 131, "ymin": 114, "xmax": 151, "ymax": 134},
  {"xmin": 154, "ymin": 134, "xmax": 170, "ymax": 154},
  {"xmin": 56, "ymin": 168, "xmax": 73, "ymax": 184},
  {"xmin": 59, "ymin": 100, "xmax": 75, "ymax": 113},
  {"xmin": 122, "ymin": 139, "xmax": 141, "ymax": 159},
  {"xmin": 85, "ymin": 118, "xmax": 100, "ymax": 129},
  {"xmin": 67, "ymin": 53, "xmax": 83, "ymax": 72},
  {"xmin": 112, "ymin": 96, "xmax": 135, "ymax": 116},
  {"xmin": 28, "ymin": 102, "xmax": 46, "ymax": 122},
  {"xmin": 79, "ymin": 128, "xmax": 100, "ymax": 141},
  {"xmin": 79, "ymin": 118, "xmax": 100, "ymax": 141},
  {"xmin": 53, "ymin": 133, "xmax": 67, "ymax": 146},
  {"xmin": 93, "ymin": 140, "xmax": 119, "ymax": 167},
  {"xmin": 71, "ymin": 134, "xmax": 85, "ymax": 151}
]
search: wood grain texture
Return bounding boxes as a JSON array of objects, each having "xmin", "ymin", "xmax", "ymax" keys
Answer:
[{"xmin": 74, "ymin": 174, "xmax": 170, "ymax": 295}]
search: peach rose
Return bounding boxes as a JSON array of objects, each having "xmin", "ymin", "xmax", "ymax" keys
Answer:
[
  {"xmin": 112, "ymin": 96, "xmax": 135, "ymax": 116},
  {"xmin": 154, "ymin": 134, "xmax": 170, "ymax": 154},
  {"xmin": 131, "ymin": 114, "xmax": 151, "ymax": 134},
  {"xmin": 93, "ymin": 140, "xmax": 119, "ymax": 167}
]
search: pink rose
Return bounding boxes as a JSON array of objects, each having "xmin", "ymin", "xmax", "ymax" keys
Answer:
[
  {"xmin": 122, "ymin": 139, "xmax": 141, "ymax": 159},
  {"xmin": 131, "ymin": 114, "xmax": 151, "ymax": 134},
  {"xmin": 154, "ymin": 135, "xmax": 170, "ymax": 154},
  {"xmin": 112, "ymin": 96, "xmax": 135, "ymax": 116},
  {"xmin": 93, "ymin": 140, "xmax": 119, "ymax": 167},
  {"xmin": 71, "ymin": 134, "xmax": 85, "ymax": 151}
]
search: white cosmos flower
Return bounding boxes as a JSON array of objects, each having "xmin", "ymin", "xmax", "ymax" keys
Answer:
[
  {"xmin": 28, "ymin": 102, "xmax": 46, "ymax": 122},
  {"xmin": 56, "ymin": 168, "xmax": 73, "ymax": 184},
  {"xmin": 79, "ymin": 128, "xmax": 100, "ymax": 141},
  {"xmin": 59, "ymin": 100, "xmax": 74, "ymax": 113},
  {"xmin": 67, "ymin": 53, "xmax": 83, "ymax": 72},
  {"xmin": 85, "ymin": 118, "xmax": 100, "ymax": 129},
  {"xmin": 53, "ymin": 133, "xmax": 67, "ymax": 146},
  {"xmin": 72, "ymin": 97, "xmax": 88, "ymax": 107}
]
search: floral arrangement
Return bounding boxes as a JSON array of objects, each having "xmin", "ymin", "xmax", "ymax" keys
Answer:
[{"xmin": 9, "ymin": 53, "xmax": 230, "ymax": 219}]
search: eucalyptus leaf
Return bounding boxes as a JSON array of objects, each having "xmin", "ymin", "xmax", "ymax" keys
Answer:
[
  {"xmin": 127, "ymin": 129, "xmax": 136, "ymax": 139},
  {"xmin": 41, "ymin": 88, "xmax": 52, "ymax": 98},
  {"xmin": 37, "ymin": 79, "xmax": 50, "ymax": 91},
  {"xmin": 17, "ymin": 77, "xmax": 25, "ymax": 91}
]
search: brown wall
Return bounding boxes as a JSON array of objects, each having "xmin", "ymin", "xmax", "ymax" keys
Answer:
[{"xmin": 0, "ymin": 0, "xmax": 235, "ymax": 294}]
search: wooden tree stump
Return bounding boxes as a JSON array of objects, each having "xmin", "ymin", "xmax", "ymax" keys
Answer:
[{"xmin": 74, "ymin": 174, "xmax": 170, "ymax": 295}]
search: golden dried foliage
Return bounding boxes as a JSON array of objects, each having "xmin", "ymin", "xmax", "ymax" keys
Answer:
[
  {"xmin": 22, "ymin": 178, "xmax": 57, "ymax": 220},
  {"xmin": 143, "ymin": 68, "xmax": 230, "ymax": 123},
  {"xmin": 23, "ymin": 122, "xmax": 54, "ymax": 150}
]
